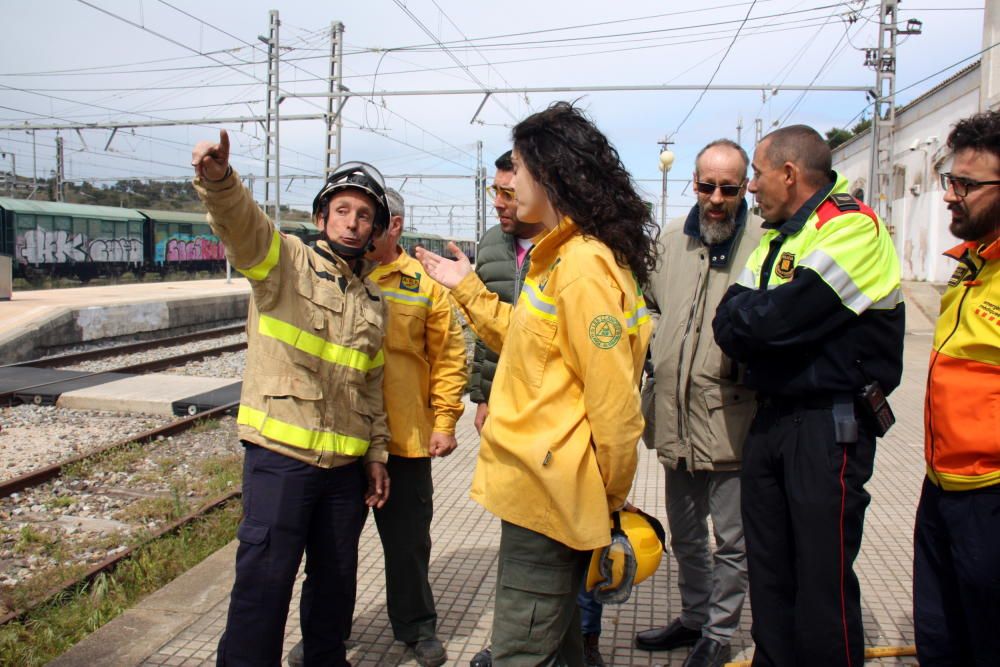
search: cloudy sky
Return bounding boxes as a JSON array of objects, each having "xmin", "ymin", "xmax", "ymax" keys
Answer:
[{"xmin": 0, "ymin": 0, "xmax": 989, "ymax": 237}]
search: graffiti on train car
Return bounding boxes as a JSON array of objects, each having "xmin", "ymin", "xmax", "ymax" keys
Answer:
[
  {"xmin": 155, "ymin": 235, "xmax": 226, "ymax": 263},
  {"xmin": 15, "ymin": 229, "xmax": 143, "ymax": 264}
]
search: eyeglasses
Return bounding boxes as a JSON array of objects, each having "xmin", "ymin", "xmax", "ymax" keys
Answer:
[
  {"xmin": 940, "ymin": 172, "xmax": 1000, "ymax": 198},
  {"xmin": 694, "ymin": 181, "xmax": 745, "ymax": 198},
  {"xmin": 486, "ymin": 184, "xmax": 516, "ymax": 202}
]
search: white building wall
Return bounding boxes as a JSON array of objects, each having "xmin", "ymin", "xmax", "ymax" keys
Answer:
[{"xmin": 831, "ymin": 66, "xmax": 981, "ymax": 282}]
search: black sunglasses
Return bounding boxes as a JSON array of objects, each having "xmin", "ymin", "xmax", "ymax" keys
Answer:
[{"xmin": 694, "ymin": 181, "xmax": 745, "ymax": 197}]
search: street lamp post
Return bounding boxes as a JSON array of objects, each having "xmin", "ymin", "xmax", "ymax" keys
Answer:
[{"xmin": 657, "ymin": 140, "xmax": 675, "ymax": 226}]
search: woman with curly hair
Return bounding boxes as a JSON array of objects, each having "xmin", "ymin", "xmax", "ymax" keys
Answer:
[{"xmin": 416, "ymin": 101, "xmax": 656, "ymax": 665}]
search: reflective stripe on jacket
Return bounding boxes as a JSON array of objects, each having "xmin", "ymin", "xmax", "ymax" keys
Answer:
[
  {"xmin": 646, "ymin": 202, "xmax": 764, "ymax": 471},
  {"xmin": 450, "ymin": 218, "xmax": 651, "ymax": 551},
  {"xmin": 925, "ymin": 238, "xmax": 1000, "ymax": 491},
  {"xmin": 194, "ymin": 169, "xmax": 389, "ymax": 467},
  {"xmin": 713, "ymin": 172, "xmax": 905, "ymax": 397},
  {"xmin": 370, "ymin": 248, "xmax": 467, "ymax": 457}
]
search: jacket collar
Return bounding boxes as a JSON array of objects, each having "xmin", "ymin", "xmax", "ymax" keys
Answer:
[
  {"xmin": 944, "ymin": 236, "xmax": 1000, "ymax": 263},
  {"xmin": 529, "ymin": 217, "xmax": 579, "ymax": 268},
  {"xmin": 369, "ymin": 246, "xmax": 420, "ymax": 280},
  {"xmin": 313, "ymin": 239, "xmax": 377, "ymax": 279},
  {"xmin": 683, "ymin": 199, "xmax": 749, "ymax": 268},
  {"xmin": 764, "ymin": 170, "xmax": 842, "ymax": 235}
]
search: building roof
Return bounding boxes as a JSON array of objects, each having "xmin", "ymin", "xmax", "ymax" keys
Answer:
[
  {"xmin": 136, "ymin": 209, "xmax": 210, "ymax": 224},
  {"xmin": 0, "ymin": 197, "xmax": 145, "ymax": 221},
  {"xmin": 832, "ymin": 60, "xmax": 981, "ymax": 155}
]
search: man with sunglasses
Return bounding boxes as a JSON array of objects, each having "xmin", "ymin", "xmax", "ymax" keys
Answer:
[
  {"xmin": 635, "ymin": 139, "xmax": 762, "ymax": 667},
  {"xmin": 192, "ymin": 130, "xmax": 391, "ymax": 667},
  {"xmin": 468, "ymin": 150, "xmax": 544, "ymax": 438},
  {"xmin": 915, "ymin": 109, "xmax": 1000, "ymax": 666},
  {"xmin": 713, "ymin": 125, "xmax": 904, "ymax": 667}
]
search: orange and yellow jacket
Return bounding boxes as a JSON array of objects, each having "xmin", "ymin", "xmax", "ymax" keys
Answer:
[
  {"xmin": 925, "ymin": 237, "xmax": 1000, "ymax": 491},
  {"xmin": 370, "ymin": 248, "xmax": 467, "ymax": 458},
  {"xmin": 449, "ymin": 218, "xmax": 651, "ymax": 551}
]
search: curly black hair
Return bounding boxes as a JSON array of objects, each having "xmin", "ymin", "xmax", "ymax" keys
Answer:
[
  {"xmin": 512, "ymin": 101, "xmax": 659, "ymax": 285},
  {"xmin": 948, "ymin": 110, "xmax": 1000, "ymax": 162}
]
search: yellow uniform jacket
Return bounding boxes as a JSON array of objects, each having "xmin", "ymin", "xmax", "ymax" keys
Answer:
[
  {"xmin": 450, "ymin": 218, "xmax": 651, "ymax": 550},
  {"xmin": 194, "ymin": 169, "xmax": 389, "ymax": 467},
  {"xmin": 370, "ymin": 248, "xmax": 467, "ymax": 457}
]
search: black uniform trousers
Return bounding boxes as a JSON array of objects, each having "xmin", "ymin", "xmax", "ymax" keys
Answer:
[
  {"xmin": 217, "ymin": 443, "xmax": 367, "ymax": 667},
  {"xmin": 371, "ymin": 454, "xmax": 437, "ymax": 643},
  {"xmin": 741, "ymin": 400, "xmax": 875, "ymax": 667},
  {"xmin": 913, "ymin": 477, "xmax": 1000, "ymax": 666}
]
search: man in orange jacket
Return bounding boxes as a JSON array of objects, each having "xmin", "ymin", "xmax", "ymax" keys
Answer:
[{"xmin": 915, "ymin": 109, "xmax": 1000, "ymax": 666}]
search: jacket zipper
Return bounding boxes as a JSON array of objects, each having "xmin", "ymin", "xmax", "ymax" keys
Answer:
[
  {"xmin": 758, "ymin": 233, "xmax": 787, "ymax": 289},
  {"xmin": 676, "ymin": 250, "xmax": 707, "ymax": 454},
  {"xmin": 925, "ymin": 253, "xmax": 981, "ymax": 478}
]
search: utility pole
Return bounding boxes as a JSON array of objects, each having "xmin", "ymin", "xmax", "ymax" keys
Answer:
[
  {"xmin": 736, "ymin": 115, "xmax": 744, "ymax": 145},
  {"xmin": 476, "ymin": 140, "xmax": 486, "ymax": 241},
  {"xmin": 260, "ymin": 10, "xmax": 281, "ymax": 228},
  {"xmin": 54, "ymin": 136, "xmax": 64, "ymax": 202},
  {"xmin": 325, "ymin": 21, "xmax": 345, "ymax": 177},
  {"xmin": 866, "ymin": 0, "xmax": 922, "ymax": 223},
  {"xmin": 657, "ymin": 138, "xmax": 675, "ymax": 227},
  {"xmin": 754, "ymin": 118, "xmax": 764, "ymax": 150}
]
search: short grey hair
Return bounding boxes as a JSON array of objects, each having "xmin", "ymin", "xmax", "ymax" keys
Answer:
[
  {"xmin": 695, "ymin": 139, "xmax": 750, "ymax": 178},
  {"xmin": 385, "ymin": 187, "xmax": 405, "ymax": 220}
]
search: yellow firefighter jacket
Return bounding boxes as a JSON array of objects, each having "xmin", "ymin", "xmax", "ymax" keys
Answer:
[
  {"xmin": 194, "ymin": 169, "xmax": 389, "ymax": 467},
  {"xmin": 449, "ymin": 218, "xmax": 651, "ymax": 550},
  {"xmin": 370, "ymin": 247, "xmax": 467, "ymax": 457}
]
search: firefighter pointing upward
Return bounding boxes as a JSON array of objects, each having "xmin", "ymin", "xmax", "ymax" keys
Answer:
[{"xmin": 192, "ymin": 130, "xmax": 391, "ymax": 667}]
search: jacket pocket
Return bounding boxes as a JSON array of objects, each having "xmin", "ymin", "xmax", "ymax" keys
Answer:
[
  {"xmin": 258, "ymin": 375, "xmax": 324, "ymax": 432},
  {"xmin": 701, "ymin": 385, "xmax": 756, "ymax": 462},
  {"xmin": 295, "ymin": 274, "xmax": 345, "ymax": 333},
  {"xmin": 385, "ymin": 304, "xmax": 427, "ymax": 354},
  {"xmin": 507, "ymin": 314, "xmax": 557, "ymax": 389}
]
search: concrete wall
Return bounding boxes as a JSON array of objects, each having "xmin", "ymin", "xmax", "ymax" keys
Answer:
[
  {"xmin": 832, "ymin": 66, "xmax": 981, "ymax": 282},
  {"xmin": 0, "ymin": 293, "xmax": 250, "ymax": 363}
]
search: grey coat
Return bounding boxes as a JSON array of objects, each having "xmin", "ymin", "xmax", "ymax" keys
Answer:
[{"xmin": 645, "ymin": 202, "xmax": 764, "ymax": 471}]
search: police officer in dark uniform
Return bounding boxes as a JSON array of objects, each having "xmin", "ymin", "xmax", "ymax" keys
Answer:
[{"xmin": 713, "ymin": 125, "xmax": 904, "ymax": 667}]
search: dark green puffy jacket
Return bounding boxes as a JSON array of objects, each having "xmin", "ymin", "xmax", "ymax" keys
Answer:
[{"xmin": 469, "ymin": 224, "xmax": 532, "ymax": 403}]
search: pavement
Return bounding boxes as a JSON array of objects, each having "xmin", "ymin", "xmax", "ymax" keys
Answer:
[{"xmin": 46, "ymin": 282, "xmax": 941, "ymax": 667}]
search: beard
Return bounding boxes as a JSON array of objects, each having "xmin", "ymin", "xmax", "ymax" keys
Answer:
[
  {"xmin": 698, "ymin": 204, "xmax": 738, "ymax": 245},
  {"xmin": 948, "ymin": 194, "xmax": 1000, "ymax": 243}
]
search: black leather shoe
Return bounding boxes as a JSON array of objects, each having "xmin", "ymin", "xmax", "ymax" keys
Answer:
[
  {"xmin": 635, "ymin": 618, "xmax": 701, "ymax": 651},
  {"xmin": 682, "ymin": 637, "xmax": 731, "ymax": 667},
  {"xmin": 407, "ymin": 639, "xmax": 448, "ymax": 667},
  {"xmin": 469, "ymin": 645, "xmax": 492, "ymax": 667}
]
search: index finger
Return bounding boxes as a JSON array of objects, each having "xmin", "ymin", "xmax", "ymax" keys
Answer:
[{"xmin": 219, "ymin": 129, "xmax": 229, "ymax": 156}]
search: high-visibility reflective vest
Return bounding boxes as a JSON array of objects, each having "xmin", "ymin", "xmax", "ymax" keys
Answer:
[
  {"xmin": 194, "ymin": 169, "xmax": 389, "ymax": 468},
  {"xmin": 925, "ymin": 238, "xmax": 1000, "ymax": 491}
]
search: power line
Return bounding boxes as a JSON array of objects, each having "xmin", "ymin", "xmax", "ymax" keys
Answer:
[{"xmin": 670, "ymin": 0, "xmax": 758, "ymax": 138}]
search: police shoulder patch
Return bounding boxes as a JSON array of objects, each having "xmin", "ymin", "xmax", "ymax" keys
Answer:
[
  {"xmin": 589, "ymin": 314, "xmax": 623, "ymax": 349},
  {"xmin": 774, "ymin": 252, "xmax": 796, "ymax": 279},
  {"xmin": 399, "ymin": 273, "xmax": 421, "ymax": 292}
]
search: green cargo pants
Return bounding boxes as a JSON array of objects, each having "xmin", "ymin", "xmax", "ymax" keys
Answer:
[{"xmin": 492, "ymin": 520, "xmax": 590, "ymax": 666}]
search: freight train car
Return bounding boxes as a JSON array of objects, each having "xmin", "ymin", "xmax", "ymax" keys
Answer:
[{"xmin": 0, "ymin": 197, "xmax": 145, "ymax": 279}]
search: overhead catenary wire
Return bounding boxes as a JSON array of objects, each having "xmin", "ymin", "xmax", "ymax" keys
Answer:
[{"xmin": 669, "ymin": 0, "xmax": 758, "ymax": 138}]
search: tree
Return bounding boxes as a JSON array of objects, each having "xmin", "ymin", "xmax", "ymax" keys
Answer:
[{"xmin": 826, "ymin": 128, "xmax": 853, "ymax": 149}]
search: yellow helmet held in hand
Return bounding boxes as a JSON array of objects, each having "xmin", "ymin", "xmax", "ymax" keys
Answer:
[{"xmin": 585, "ymin": 508, "xmax": 665, "ymax": 604}]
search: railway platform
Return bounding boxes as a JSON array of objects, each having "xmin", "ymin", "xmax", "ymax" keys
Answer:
[
  {"xmin": 0, "ymin": 278, "xmax": 250, "ymax": 364},
  {"xmin": 41, "ymin": 281, "xmax": 942, "ymax": 667}
]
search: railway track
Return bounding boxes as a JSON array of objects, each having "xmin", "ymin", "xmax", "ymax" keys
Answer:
[
  {"xmin": 0, "ymin": 403, "xmax": 240, "ymax": 625},
  {"xmin": 5, "ymin": 323, "xmax": 246, "ymax": 370}
]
